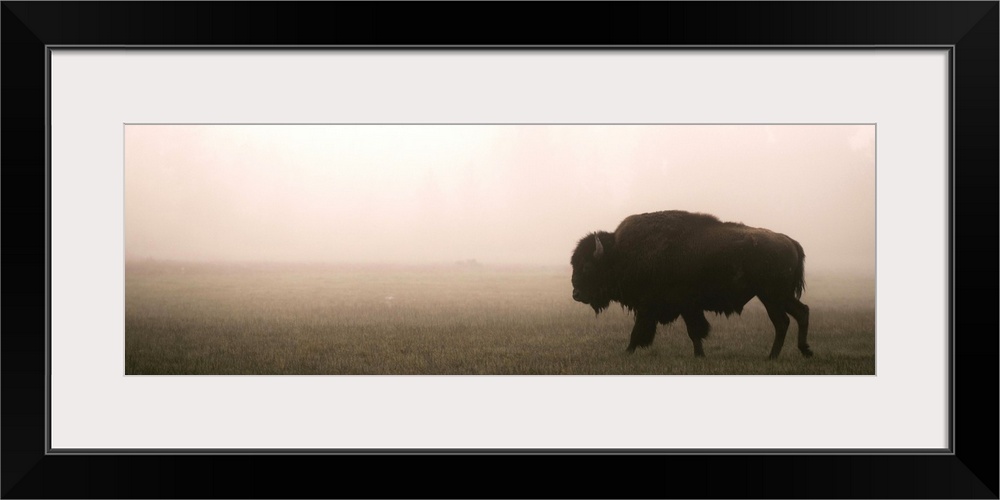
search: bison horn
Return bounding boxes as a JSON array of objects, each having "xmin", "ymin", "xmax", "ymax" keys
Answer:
[{"xmin": 593, "ymin": 234, "xmax": 604, "ymax": 259}]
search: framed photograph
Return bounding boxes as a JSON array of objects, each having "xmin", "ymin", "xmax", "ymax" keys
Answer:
[
  {"xmin": 121, "ymin": 122, "xmax": 874, "ymax": 377},
  {"xmin": 3, "ymin": 2, "xmax": 996, "ymax": 498}
]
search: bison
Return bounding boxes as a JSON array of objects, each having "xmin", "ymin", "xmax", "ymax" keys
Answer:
[{"xmin": 570, "ymin": 210, "xmax": 811, "ymax": 359}]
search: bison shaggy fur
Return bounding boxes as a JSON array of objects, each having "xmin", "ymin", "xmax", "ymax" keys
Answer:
[{"xmin": 570, "ymin": 210, "xmax": 811, "ymax": 359}]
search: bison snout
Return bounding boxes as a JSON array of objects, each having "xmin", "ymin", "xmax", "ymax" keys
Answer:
[{"xmin": 572, "ymin": 289, "xmax": 585, "ymax": 302}]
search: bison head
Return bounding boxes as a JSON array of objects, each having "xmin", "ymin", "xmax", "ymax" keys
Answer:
[{"xmin": 570, "ymin": 232, "xmax": 614, "ymax": 314}]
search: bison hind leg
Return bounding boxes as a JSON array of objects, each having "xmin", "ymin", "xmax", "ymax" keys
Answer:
[
  {"xmin": 760, "ymin": 297, "xmax": 792, "ymax": 359},
  {"xmin": 786, "ymin": 298, "xmax": 812, "ymax": 357}
]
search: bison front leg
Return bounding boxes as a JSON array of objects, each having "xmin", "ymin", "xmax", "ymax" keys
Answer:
[
  {"xmin": 681, "ymin": 311, "xmax": 709, "ymax": 357},
  {"xmin": 626, "ymin": 311, "xmax": 657, "ymax": 353}
]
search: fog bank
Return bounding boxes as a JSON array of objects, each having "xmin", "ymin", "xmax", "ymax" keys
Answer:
[{"xmin": 125, "ymin": 124, "xmax": 875, "ymax": 273}]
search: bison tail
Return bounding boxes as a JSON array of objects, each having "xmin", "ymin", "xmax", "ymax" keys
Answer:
[{"xmin": 792, "ymin": 238, "xmax": 806, "ymax": 299}]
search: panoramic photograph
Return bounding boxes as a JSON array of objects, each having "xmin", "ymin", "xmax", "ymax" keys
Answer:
[{"xmin": 125, "ymin": 124, "xmax": 875, "ymax": 375}]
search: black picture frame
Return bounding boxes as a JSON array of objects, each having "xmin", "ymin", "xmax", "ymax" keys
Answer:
[{"xmin": 3, "ymin": 2, "xmax": 996, "ymax": 498}]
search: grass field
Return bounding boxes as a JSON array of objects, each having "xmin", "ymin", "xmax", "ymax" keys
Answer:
[{"xmin": 125, "ymin": 261, "xmax": 875, "ymax": 375}]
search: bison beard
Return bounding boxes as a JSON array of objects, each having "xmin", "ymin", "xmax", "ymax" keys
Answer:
[{"xmin": 570, "ymin": 210, "xmax": 812, "ymax": 359}]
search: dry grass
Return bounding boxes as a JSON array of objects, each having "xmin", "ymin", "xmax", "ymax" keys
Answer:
[{"xmin": 125, "ymin": 262, "xmax": 875, "ymax": 375}]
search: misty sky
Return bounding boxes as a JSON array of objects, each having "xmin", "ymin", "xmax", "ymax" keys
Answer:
[{"xmin": 125, "ymin": 124, "xmax": 875, "ymax": 272}]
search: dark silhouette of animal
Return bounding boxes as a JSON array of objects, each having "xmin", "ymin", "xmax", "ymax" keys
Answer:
[{"xmin": 570, "ymin": 210, "xmax": 811, "ymax": 359}]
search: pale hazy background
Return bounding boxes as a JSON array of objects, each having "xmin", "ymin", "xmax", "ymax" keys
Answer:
[{"xmin": 125, "ymin": 125, "xmax": 875, "ymax": 273}]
